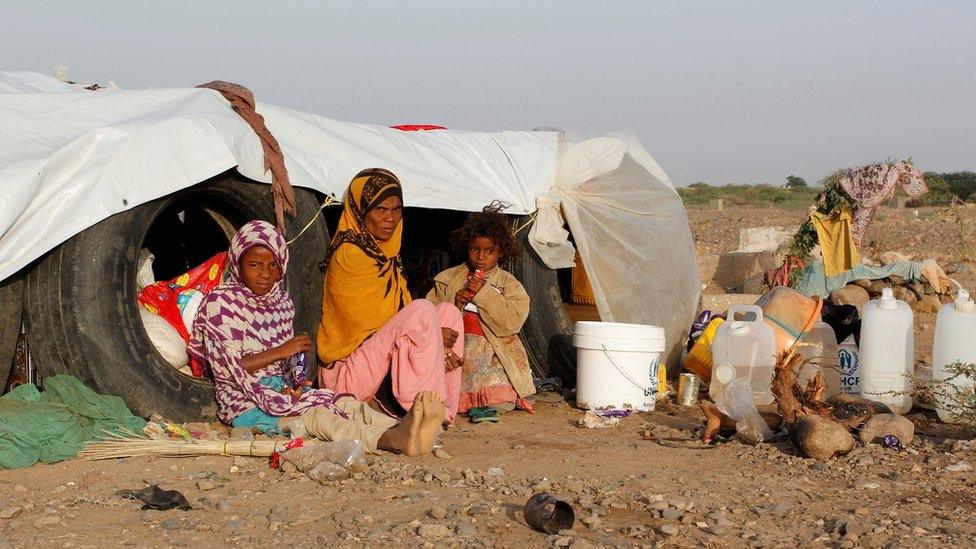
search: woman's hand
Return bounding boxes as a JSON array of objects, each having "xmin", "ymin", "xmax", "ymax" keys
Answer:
[
  {"xmin": 454, "ymin": 288, "xmax": 475, "ymax": 309},
  {"xmin": 445, "ymin": 349, "xmax": 463, "ymax": 372},
  {"xmin": 442, "ymin": 327, "xmax": 459, "ymax": 349},
  {"xmin": 276, "ymin": 333, "xmax": 312, "ymax": 360}
]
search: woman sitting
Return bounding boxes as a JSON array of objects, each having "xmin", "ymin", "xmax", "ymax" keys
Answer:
[
  {"xmin": 317, "ymin": 168, "xmax": 464, "ymax": 422},
  {"xmin": 427, "ymin": 205, "xmax": 535, "ymax": 415},
  {"xmin": 188, "ymin": 220, "xmax": 444, "ymax": 455}
]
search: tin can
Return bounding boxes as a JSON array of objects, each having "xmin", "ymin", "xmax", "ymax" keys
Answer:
[{"xmin": 677, "ymin": 373, "xmax": 701, "ymax": 406}]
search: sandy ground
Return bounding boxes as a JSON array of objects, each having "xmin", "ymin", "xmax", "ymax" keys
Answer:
[{"xmin": 3, "ymin": 205, "xmax": 976, "ymax": 548}]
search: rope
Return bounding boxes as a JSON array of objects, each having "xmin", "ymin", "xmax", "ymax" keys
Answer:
[
  {"xmin": 512, "ymin": 212, "xmax": 537, "ymax": 236},
  {"xmin": 286, "ymin": 195, "xmax": 340, "ymax": 246}
]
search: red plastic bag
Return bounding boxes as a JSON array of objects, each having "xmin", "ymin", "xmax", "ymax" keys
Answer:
[{"xmin": 138, "ymin": 252, "xmax": 228, "ymax": 376}]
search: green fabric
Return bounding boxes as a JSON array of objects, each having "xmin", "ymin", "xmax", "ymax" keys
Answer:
[
  {"xmin": 794, "ymin": 259, "xmax": 924, "ymax": 298},
  {"xmin": 0, "ymin": 375, "xmax": 146, "ymax": 469}
]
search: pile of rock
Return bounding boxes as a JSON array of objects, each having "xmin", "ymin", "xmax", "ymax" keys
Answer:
[{"xmin": 829, "ymin": 274, "xmax": 949, "ymax": 314}]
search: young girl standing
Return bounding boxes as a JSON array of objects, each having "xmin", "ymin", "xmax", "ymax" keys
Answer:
[{"xmin": 427, "ymin": 207, "xmax": 536, "ymax": 415}]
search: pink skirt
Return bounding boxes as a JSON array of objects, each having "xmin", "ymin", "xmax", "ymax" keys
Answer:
[{"xmin": 318, "ymin": 300, "xmax": 463, "ymax": 422}]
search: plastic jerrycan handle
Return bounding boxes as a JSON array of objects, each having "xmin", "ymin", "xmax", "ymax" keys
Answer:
[
  {"xmin": 955, "ymin": 289, "xmax": 976, "ymax": 314},
  {"xmin": 726, "ymin": 304, "xmax": 764, "ymax": 324}
]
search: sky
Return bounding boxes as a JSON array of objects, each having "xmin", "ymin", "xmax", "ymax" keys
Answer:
[{"xmin": 3, "ymin": 1, "xmax": 974, "ymax": 187}]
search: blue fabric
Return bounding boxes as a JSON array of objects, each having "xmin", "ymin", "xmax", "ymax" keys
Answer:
[
  {"xmin": 794, "ymin": 259, "xmax": 924, "ymax": 298},
  {"xmin": 230, "ymin": 376, "xmax": 287, "ymax": 435}
]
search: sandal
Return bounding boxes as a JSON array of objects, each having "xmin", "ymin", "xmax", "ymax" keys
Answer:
[{"xmin": 468, "ymin": 407, "xmax": 500, "ymax": 423}]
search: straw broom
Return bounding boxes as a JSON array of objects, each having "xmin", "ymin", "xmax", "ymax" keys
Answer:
[{"xmin": 78, "ymin": 428, "xmax": 291, "ymax": 461}]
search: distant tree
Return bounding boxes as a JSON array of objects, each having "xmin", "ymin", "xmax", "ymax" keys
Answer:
[
  {"xmin": 922, "ymin": 171, "xmax": 953, "ymax": 205},
  {"xmin": 689, "ymin": 181, "xmax": 710, "ymax": 189},
  {"xmin": 942, "ymin": 172, "xmax": 976, "ymax": 201},
  {"xmin": 785, "ymin": 175, "xmax": 807, "ymax": 188}
]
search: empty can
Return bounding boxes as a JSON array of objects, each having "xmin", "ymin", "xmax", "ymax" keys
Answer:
[{"xmin": 677, "ymin": 373, "xmax": 701, "ymax": 406}]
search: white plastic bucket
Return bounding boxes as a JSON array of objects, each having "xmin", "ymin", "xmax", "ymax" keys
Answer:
[{"xmin": 573, "ymin": 321, "xmax": 666, "ymax": 411}]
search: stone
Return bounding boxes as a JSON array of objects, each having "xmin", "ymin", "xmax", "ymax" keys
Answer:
[
  {"xmin": 162, "ymin": 520, "xmax": 181, "ymax": 532},
  {"xmin": 841, "ymin": 518, "xmax": 870, "ymax": 538},
  {"xmin": 432, "ymin": 448, "xmax": 453, "ymax": 460},
  {"xmin": 859, "ymin": 414, "xmax": 915, "ymax": 446},
  {"xmin": 429, "ymin": 506, "xmax": 448, "ymax": 520},
  {"xmin": 554, "ymin": 536, "xmax": 573, "ymax": 547},
  {"xmin": 830, "ymin": 285, "xmax": 870, "ymax": 311},
  {"xmin": 770, "ymin": 503, "xmax": 793, "ymax": 517},
  {"xmin": 565, "ymin": 480, "xmax": 586, "ymax": 494},
  {"xmin": 486, "ymin": 467, "xmax": 504, "ymax": 477},
  {"xmin": 827, "ymin": 394, "xmax": 892, "ymax": 429},
  {"xmin": 945, "ymin": 461, "xmax": 972, "ymax": 472},
  {"xmin": 434, "ymin": 471, "xmax": 452, "ymax": 483},
  {"xmin": 790, "ymin": 415, "xmax": 855, "ymax": 460},
  {"xmin": 13, "ymin": 485, "xmax": 26, "ymax": 493},
  {"xmin": 455, "ymin": 523, "xmax": 476, "ymax": 537},
  {"xmin": 0, "ymin": 507, "xmax": 22, "ymax": 520},
  {"xmin": 197, "ymin": 479, "xmax": 219, "ymax": 491},
  {"xmin": 33, "ymin": 515, "xmax": 61, "ymax": 528},
  {"xmin": 892, "ymin": 286, "xmax": 918, "ymax": 305},
  {"xmin": 852, "ymin": 279, "xmax": 872, "ymax": 289},
  {"xmin": 531, "ymin": 479, "xmax": 552, "ymax": 492},
  {"xmin": 742, "ymin": 273, "xmax": 766, "ymax": 295},
  {"xmin": 216, "ymin": 498, "xmax": 232, "ymax": 513},
  {"xmin": 658, "ymin": 524, "xmax": 679, "ymax": 537},
  {"xmin": 867, "ymin": 280, "xmax": 891, "ymax": 297},
  {"xmin": 417, "ymin": 524, "xmax": 451, "ymax": 540},
  {"xmin": 581, "ymin": 516, "xmax": 602, "ymax": 529},
  {"xmin": 661, "ymin": 508, "xmax": 682, "ymax": 520}
]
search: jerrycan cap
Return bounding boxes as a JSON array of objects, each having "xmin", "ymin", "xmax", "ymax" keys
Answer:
[
  {"xmin": 714, "ymin": 364, "xmax": 736, "ymax": 384},
  {"xmin": 878, "ymin": 287, "xmax": 898, "ymax": 310},
  {"xmin": 955, "ymin": 289, "xmax": 976, "ymax": 314}
]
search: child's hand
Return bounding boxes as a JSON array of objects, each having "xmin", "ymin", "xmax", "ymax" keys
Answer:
[
  {"xmin": 278, "ymin": 333, "xmax": 311, "ymax": 358},
  {"xmin": 280, "ymin": 385, "xmax": 303, "ymax": 401},
  {"xmin": 466, "ymin": 276, "xmax": 486, "ymax": 293},
  {"xmin": 454, "ymin": 288, "xmax": 475, "ymax": 309},
  {"xmin": 442, "ymin": 327, "xmax": 459, "ymax": 349}
]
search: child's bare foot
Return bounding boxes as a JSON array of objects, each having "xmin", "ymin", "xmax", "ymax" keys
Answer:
[{"xmin": 377, "ymin": 391, "xmax": 445, "ymax": 456}]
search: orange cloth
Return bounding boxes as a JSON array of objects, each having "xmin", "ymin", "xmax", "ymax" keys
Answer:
[{"xmin": 317, "ymin": 169, "xmax": 410, "ymax": 364}]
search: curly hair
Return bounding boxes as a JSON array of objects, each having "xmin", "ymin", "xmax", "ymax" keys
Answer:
[{"xmin": 450, "ymin": 202, "xmax": 519, "ymax": 264}]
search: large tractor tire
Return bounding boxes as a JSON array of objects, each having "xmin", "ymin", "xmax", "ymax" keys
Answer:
[
  {"xmin": 0, "ymin": 275, "xmax": 24, "ymax": 391},
  {"xmin": 24, "ymin": 172, "xmax": 328, "ymax": 421}
]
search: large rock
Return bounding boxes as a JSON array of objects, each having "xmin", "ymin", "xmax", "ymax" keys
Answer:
[
  {"xmin": 892, "ymin": 286, "xmax": 918, "ymax": 306},
  {"xmin": 827, "ymin": 394, "xmax": 892, "ymax": 429},
  {"xmin": 830, "ymin": 285, "xmax": 870, "ymax": 311},
  {"xmin": 712, "ymin": 252, "xmax": 781, "ymax": 293},
  {"xmin": 859, "ymin": 413, "xmax": 915, "ymax": 446},
  {"xmin": 737, "ymin": 227, "xmax": 793, "ymax": 253},
  {"xmin": 790, "ymin": 414, "xmax": 855, "ymax": 460},
  {"xmin": 867, "ymin": 281, "xmax": 890, "ymax": 297}
]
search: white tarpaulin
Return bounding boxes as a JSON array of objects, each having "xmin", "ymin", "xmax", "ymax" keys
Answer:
[
  {"xmin": 529, "ymin": 135, "xmax": 701, "ymax": 369},
  {"xmin": 0, "ymin": 71, "xmax": 699, "ymax": 367}
]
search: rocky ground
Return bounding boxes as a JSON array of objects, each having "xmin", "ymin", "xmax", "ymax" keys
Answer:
[{"xmin": 3, "ymin": 204, "xmax": 976, "ymax": 548}]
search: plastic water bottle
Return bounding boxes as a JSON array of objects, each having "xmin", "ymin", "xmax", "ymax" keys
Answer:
[
  {"xmin": 933, "ymin": 289, "xmax": 976, "ymax": 423},
  {"xmin": 709, "ymin": 305, "xmax": 777, "ymax": 405},
  {"xmin": 859, "ymin": 287, "xmax": 914, "ymax": 414}
]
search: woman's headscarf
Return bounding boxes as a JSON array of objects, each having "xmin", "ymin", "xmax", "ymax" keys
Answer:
[
  {"xmin": 188, "ymin": 220, "xmax": 345, "ymax": 422},
  {"xmin": 317, "ymin": 168, "xmax": 411, "ymax": 363}
]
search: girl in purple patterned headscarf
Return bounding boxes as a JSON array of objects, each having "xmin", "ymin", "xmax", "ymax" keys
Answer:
[{"xmin": 188, "ymin": 220, "xmax": 445, "ymax": 455}]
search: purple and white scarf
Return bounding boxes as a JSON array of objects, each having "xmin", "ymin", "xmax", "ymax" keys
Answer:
[{"xmin": 188, "ymin": 220, "xmax": 345, "ymax": 423}]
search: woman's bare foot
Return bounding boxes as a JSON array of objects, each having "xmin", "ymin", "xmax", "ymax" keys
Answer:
[
  {"xmin": 377, "ymin": 390, "xmax": 445, "ymax": 456},
  {"xmin": 416, "ymin": 391, "xmax": 446, "ymax": 452}
]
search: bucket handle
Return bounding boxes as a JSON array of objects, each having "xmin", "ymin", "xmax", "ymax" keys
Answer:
[{"xmin": 600, "ymin": 344, "xmax": 656, "ymax": 394}]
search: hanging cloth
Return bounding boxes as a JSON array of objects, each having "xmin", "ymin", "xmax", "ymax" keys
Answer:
[{"xmin": 810, "ymin": 209, "xmax": 859, "ymax": 277}]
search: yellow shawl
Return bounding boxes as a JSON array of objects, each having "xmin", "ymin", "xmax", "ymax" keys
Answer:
[{"xmin": 317, "ymin": 168, "xmax": 411, "ymax": 363}]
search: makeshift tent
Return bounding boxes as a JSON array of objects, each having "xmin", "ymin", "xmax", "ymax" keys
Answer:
[{"xmin": 0, "ymin": 71, "xmax": 699, "ymax": 368}]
